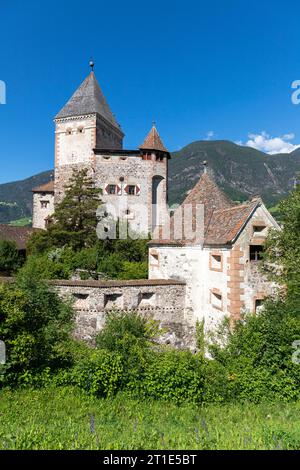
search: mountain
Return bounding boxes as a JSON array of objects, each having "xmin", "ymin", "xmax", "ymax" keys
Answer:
[
  {"xmin": 0, "ymin": 170, "xmax": 53, "ymax": 224},
  {"xmin": 0, "ymin": 140, "xmax": 299, "ymax": 224},
  {"xmin": 168, "ymin": 140, "xmax": 300, "ymax": 206}
]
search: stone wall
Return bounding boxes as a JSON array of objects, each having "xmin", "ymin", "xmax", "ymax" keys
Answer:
[
  {"xmin": 32, "ymin": 192, "xmax": 55, "ymax": 229},
  {"xmin": 94, "ymin": 152, "xmax": 167, "ymax": 235},
  {"xmin": 51, "ymin": 278, "xmax": 195, "ymax": 349}
]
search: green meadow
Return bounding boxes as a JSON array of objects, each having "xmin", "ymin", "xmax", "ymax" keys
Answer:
[{"xmin": 0, "ymin": 387, "xmax": 300, "ymax": 450}]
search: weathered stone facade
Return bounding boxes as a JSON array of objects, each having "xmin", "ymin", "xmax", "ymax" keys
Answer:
[
  {"xmin": 51, "ymin": 70, "xmax": 169, "ymax": 235},
  {"xmin": 32, "ymin": 182, "xmax": 55, "ymax": 229},
  {"xmin": 51, "ymin": 279, "xmax": 195, "ymax": 349}
]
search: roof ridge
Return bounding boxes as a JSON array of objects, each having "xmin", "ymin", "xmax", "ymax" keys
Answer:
[{"xmin": 212, "ymin": 200, "xmax": 258, "ymax": 214}]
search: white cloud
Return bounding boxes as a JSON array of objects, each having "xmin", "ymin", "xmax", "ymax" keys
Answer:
[
  {"xmin": 242, "ymin": 131, "xmax": 300, "ymax": 154},
  {"xmin": 205, "ymin": 130, "xmax": 215, "ymax": 140}
]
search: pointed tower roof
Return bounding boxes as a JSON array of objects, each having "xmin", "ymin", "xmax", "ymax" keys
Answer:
[
  {"xmin": 140, "ymin": 125, "xmax": 168, "ymax": 152},
  {"xmin": 55, "ymin": 71, "xmax": 121, "ymax": 129},
  {"xmin": 182, "ymin": 172, "xmax": 235, "ymax": 215}
]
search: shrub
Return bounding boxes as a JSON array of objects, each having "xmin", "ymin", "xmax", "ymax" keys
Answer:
[
  {"xmin": 210, "ymin": 297, "xmax": 300, "ymax": 403},
  {"xmin": 70, "ymin": 349, "xmax": 123, "ymax": 397},
  {"xmin": 0, "ymin": 240, "xmax": 22, "ymax": 275},
  {"xmin": 0, "ymin": 265, "xmax": 75, "ymax": 386},
  {"xmin": 142, "ymin": 350, "xmax": 205, "ymax": 404},
  {"xmin": 96, "ymin": 311, "xmax": 161, "ymax": 390}
]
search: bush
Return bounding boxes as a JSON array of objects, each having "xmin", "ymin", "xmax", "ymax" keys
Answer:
[
  {"xmin": 141, "ymin": 350, "xmax": 205, "ymax": 404},
  {"xmin": 0, "ymin": 265, "xmax": 75, "ymax": 386},
  {"xmin": 96, "ymin": 311, "xmax": 161, "ymax": 390},
  {"xmin": 210, "ymin": 296, "xmax": 300, "ymax": 403},
  {"xmin": 69, "ymin": 349, "xmax": 123, "ymax": 397},
  {"xmin": 0, "ymin": 240, "xmax": 22, "ymax": 275}
]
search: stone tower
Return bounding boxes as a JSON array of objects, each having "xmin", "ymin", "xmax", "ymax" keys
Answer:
[
  {"xmin": 33, "ymin": 66, "xmax": 170, "ymax": 234},
  {"xmin": 54, "ymin": 69, "xmax": 124, "ymax": 203}
]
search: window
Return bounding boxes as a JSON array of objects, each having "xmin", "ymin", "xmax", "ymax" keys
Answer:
[
  {"xmin": 128, "ymin": 185, "xmax": 136, "ymax": 195},
  {"xmin": 108, "ymin": 184, "xmax": 117, "ymax": 195},
  {"xmin": 104, "ymin": 293, "xmax": 123, "ymax": 309},
  {"xmin": 40, "ymin": 200, "xmax": 49, "ymax": 209},
  {"xmin": 253, "ymin": 225, "xmax": 266, "ymax": 234},
  {"xmin": 138, "ymin": 292, "xmax": 156, "ymax": 307},
  {"xmin": 210, "ymin": 252, "xmax": 223, "ymax": 272},
  {"xmin": 250, "ymin": 245, "xmax": 264, "ymax": 261},
  {"xmin": 66, "ymin": 128, "xmax": 72, "ymax": 135},
  {"xmin": 150, "ymin": 252, "xmax": 159, "ymax": 266},
  {"xmin": 255, "ymin": 298, "xmax": 264, "ymax": 313},
  {"xmin": 124, "ymin": 184, "xmax": 140, "ymax": 196},
  {"xmin": 211, "ymin": 290, "xmax": 223, "ymax": 310},
  {"xmin": 77, "ymin": 127, "xmax": 84, "ymax": 134},
  {"xmin": 73, "ymin": 293, "xmax": 89, "ymax": 309}
]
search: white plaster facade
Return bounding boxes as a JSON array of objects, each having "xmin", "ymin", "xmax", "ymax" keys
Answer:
[{"xmin": 149, "ymin": 203, "xmax": 279, "ymax": 332}]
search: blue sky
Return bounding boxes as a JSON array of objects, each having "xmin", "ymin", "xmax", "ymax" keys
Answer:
[{"xmin": 1, "ymin": 0, "xmax": 300, "ymax": 183}]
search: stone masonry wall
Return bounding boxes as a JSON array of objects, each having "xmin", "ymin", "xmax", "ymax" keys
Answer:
[
  {"xmin": 32, "ymin": 192, "xmax": 55, "ymax": 229},
  {"xmin": 51, "ymin": 279, "xmax": 195, "ymax": 350}
]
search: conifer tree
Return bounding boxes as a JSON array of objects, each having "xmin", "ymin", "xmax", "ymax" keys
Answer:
[{"xmin": 29, "ymin": 168, "xmax": 102, "ymax": 252}]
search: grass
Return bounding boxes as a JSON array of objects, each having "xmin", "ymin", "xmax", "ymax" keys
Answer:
[
  {"xmin": 0, "ymin": 387, "xmax": 300, "ymax": 450},
  {"xmin": 8, "ymin": 217, "xmax": 32, "ymax": 227}
]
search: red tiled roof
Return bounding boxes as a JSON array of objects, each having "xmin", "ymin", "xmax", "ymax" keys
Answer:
[
  {"xmin": 204, "ymin": 201, "xmax": 258, "ymax": 245},
  {"xmin": 32, "ymin": 181, "xmax": 54, "ymax": 193},
  {"xmin": 140, "ymin": 126, "xmax": 168, "ymax": 152},
  {"xmin": 150, "ymin": 172, "xmax": 261, "ymax": 246},
  {"xmin": 0, "ymin": 225, "xmax": 40, "ymax": 250}
]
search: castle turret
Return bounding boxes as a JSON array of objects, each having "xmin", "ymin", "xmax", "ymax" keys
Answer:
[{"xmin": 54, "ymin": 65, "xmax": 124, "ymax": 202}]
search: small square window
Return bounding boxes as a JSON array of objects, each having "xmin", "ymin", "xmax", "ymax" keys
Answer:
[
  {"xmin": 40, "ymin": 200, "xmax": 49, "ymax": 209},
  {"xmin": 128, "ymin": 185, "xmax": 136, "ymax": 195},
  {"xmin": 150, "ymin": 252, "xmax": 159, "ymax": 266},
  {"xmin": 211, "ymin": 290, "xmax": 223, "ymax": 310},
  {"xmin": 104, "ymin": 293, "xmax": 123, "ymax": 309},
  {"xmin": 138, "ymin": 292, "xmax": 156, "ymax": 307},
  {"xmin": 255, "ymin": 298, "xmax": 264, "ymax": 313},
  {"xmin": 108, "ymin": 184, "xmax": 117, "ymax": 195},
  {"xmin": 210, "ymin": 253, "xmax": 223, "ymax": 271},
  {"xmin": 250, "ymin": 245, "xmax": 264, "ymax": 261}
]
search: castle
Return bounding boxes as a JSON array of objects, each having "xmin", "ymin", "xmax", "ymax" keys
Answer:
[
  {"xmin": 32, "ymin": 64, "xmax": 169, "ymax": 235},
  {"xmin": 31, "ymin": 65, "xmax": 280, "ymax": 346}
]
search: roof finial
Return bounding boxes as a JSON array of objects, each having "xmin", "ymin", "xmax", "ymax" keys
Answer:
[
  {"xmin": 152, "ymin": 120, "xmax": 156, "ymax": 128},
  {"xmin": 89, "ymin": 58, "xmax": 95, "ymax": 71},
  {"xmin": 203, "ymin": 160, "xmax": 207, "ymax": 174}
]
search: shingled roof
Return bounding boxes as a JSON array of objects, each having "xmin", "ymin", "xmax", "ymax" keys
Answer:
[
  {"xmin": 32, "ymin": 180, "xmax": 54, "ymax": 193},
  {"xmin": 0, "ymin": 225, "xmax": 40, "ymax": 250},
  {"xmin": 55, "ymin": 71, "xmax": 121, "ymax": 130},
  {"xmin": 204, "ymin": 201, "xmax": 259, "ymax": 245},
  {"xmin": 140, "ymin": 126, "xmax": 169, "ymax": 153},
  {"xmin": 149, "ymin": 172, "xmax": 262, "ymax": 246}
]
